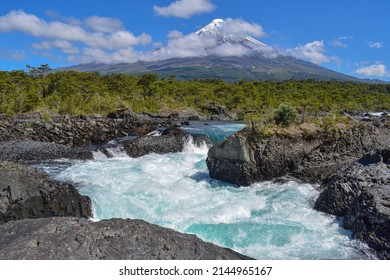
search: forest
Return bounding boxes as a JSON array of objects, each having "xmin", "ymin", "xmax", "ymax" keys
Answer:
[{"xmin": 1, "ymin": 65, "xmax": 390, "ymax": 119}]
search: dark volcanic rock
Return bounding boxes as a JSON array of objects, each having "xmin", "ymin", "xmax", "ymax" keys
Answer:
[
  {"xmin": 314, "ymin": 149, "xmax": 390, "ymax": 216},
  {"xmin": 107, "ymin": 109, "xmax": 140, "ymax": 121},
  {"xmin": 207, "ymin": 121, "xmax": 389, "ymax": 186},
  {"xmin": 202, "ymin": 102, "xmax": 234, "ymax": 121},
  {"xmin": 0, "ymin": 140, "xmax": 93, "ymax": 162},
  {"xmin": 314, "ymin": 149, "xmax": 390, "ymax": 259},
  {"xmin": 0, "ymin": 113, "xmax": 167, "ymax": 146},
  {"xmin": 123, "ymin": 127, "xmax": 211, "ymax": 157},
  {"xmin": 207, "ymin": 134, "xmax": 258, "ymax": 186},
  {"xmin": 0, "ymin": 217, "xmax": 252, "ymax": 260},
  {"xmin": 0, "ymin": 162, "xmax": 92, "ymax": 224},
  {"xmin": 344, "ymin": 186, "xmax": 390, "ymax": 259}
]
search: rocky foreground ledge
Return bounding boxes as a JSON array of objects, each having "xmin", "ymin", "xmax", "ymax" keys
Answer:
[
  {"xmin": 0, "ymin": 217, "xmax": 251, "ymax": 260},
  {"xmin": 0, "ymin": 161, "xmax": 92, "ymax": 224}
]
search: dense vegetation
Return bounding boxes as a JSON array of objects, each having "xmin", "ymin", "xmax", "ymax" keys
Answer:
[{"xmin": 1, "ymin": 67, "xmax": 390, "ymax": 119}]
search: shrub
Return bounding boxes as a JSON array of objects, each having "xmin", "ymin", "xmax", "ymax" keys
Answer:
[{"xmin": 274, "ymin": 103, "xmax": 298, "ymax": 126}]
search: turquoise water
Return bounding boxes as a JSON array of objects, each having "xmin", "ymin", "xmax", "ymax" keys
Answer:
[{"xmin": 38, "ymin": 122, "xmax": 371, "ymax": 259}]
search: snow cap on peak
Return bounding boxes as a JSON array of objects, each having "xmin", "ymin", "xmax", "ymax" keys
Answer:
[
  {"xmin": 195, "ymin": 18, "xmax": 268, "ymax": 48},
  {"xmin": 212, "ymin": 18, "xmax": 224, "ymax": 24}
]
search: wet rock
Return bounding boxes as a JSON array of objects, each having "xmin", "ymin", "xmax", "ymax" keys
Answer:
[
  {"xmin": 0, "ymin": 217, "xmax": 252, "ymax": 260},
  {"xmin": 0, "ymin": 162, "xmax": 92, "ymax": 224},
  {"xmin": 344, "ymin": 185, "xmax": 390, "ymax": 259},
  {"xmin": 123, "ymin": 128, "xmax": 211, "ymax": 157},
  {"xmin": 314, "ymin": 149, "xmax": 390, "ymax": 216},
  {"xmin": 314, "ymin": 149, "xmax": 390, "ymax": 259}
]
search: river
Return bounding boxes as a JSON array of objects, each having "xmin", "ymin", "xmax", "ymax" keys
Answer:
[{"xmin": 35, "ymin": 121, "xmax": 372, "ymax": 259}]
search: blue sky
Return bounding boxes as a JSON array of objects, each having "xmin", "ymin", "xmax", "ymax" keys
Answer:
[{"xmin": 0, "ymin": 0, "xmax": 389, "ymax": 81}]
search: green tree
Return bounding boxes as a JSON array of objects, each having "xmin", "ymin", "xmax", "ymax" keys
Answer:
[
  {"xmin": 137, "ymin": 73, "xmax": 158, "ymax": 97},
  {"xmin": 26, "ymin": 64, "xmax": 52, "ymax": 98},
  {"xmin": 274, "ymin": 103, "xmax": 298, "ymax": 126}
]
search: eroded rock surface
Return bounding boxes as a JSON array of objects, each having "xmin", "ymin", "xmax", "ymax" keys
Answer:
[
  {"xmin": 0, "ymin": 162, "xmax": 92, "ymax": 224},
  {"xmin": 207, "ymin": 121, "xmax": 389, "ymax": 185},
  {"xmin": 0, "ymin": 140, "xmax": 92, "ymax": 162},
  {"xmin": 123, "ymin": 127, "xmax": 211, "ymax": 157},
  {"xmin": 0, "ymin": 217, "xmax": 252, "ymax": 260},
  {"xmin": 315, "ymin": 149, "xmax": 390, "ymax": 259}
]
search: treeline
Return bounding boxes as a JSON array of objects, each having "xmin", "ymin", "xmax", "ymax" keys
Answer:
[{"xmin": 1, "ymin": 68, "xmax": 390, "ymax": 117}]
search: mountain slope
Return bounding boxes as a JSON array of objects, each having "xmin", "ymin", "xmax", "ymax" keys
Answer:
[
  {"xmin": 62, "ymin": 54, "xmax": 362, "ymax": 82},
  {"xmin": 58, "ymin": 19, "xmax": 364, "ymax": 83}
]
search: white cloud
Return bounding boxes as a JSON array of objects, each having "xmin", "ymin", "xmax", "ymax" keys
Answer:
[
  {"xmin": 153, "ymin": 0, "xmax": 216, "ymax": 19},
  {"xmin": 368, "ymin": 41, "xmax": 383, "ymax": 49},
  {"xmin": 69, "ymin": 47, "xmax": 141, "ymax": 64},
  {"xmin": 287, "ymin": 40, "xmax": 332, "ymax": 64},
  {"xmin": 0, "ymin": 10, "xmax": 152, "ymax": 51},
  {"xmin": 32, "ymin": 39, "xmax": 80, "ymax": 54},
  {"xmin": 354, "ymin": 63, "xmax": 390, "ymax": 77},
  {"xmin": 45, "ymin": 10, "xmax": 82, "ymax": 26},
  {"xmin": 9, "ymin": 51, "xmax": 27, "ymax": 61},
  {"xmin": 167, "ymin": 30, "xmax": 184, "ymax": 39},
  {"xmin": 84, "ymin": 16, "xmax": 123, "ymax": 33},
  {"xmin": 218, "ymin": 18, "xmax": 266, "ymax": 38},
  {"xmin": 331, "ymin": 36, "xmax": 353, "ymax": 48},
  {"xmin": 145, "ymin": 33, "xmax": 212, "ymax": 60}
]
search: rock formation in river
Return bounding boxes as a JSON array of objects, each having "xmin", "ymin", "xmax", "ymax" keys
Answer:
[
  {"xmin": 314, "ymin": 149, "xmax": 390, "ymax": 259},
  {"xmin": 0, "ymin": 162, "xmax": 92, "ymax": 224},
  {"xmin": 123, "ymin": 127, "xmax": 211, "ymax": 157},
  {"xmin": 207, "ymin": 119, "xmax": 389, "ymax": 185},
  {"xmin": 0, "ymin": 217, "xmax": 252, "ymax": 260}
]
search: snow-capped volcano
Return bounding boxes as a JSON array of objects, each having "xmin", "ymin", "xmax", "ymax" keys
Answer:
[
  {"xmin": 60, "ymin": 18, "xmax": 363, "ymax": 83},
  {"xmin": 195, "ymin": 18, "xmax": 268, "ymax": 49}
]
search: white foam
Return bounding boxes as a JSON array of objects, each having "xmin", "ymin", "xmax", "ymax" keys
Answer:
[
  {"xmin": 147, "ymin": 129, "xmax": 163, "ymax": 136},
  {"xmin": 182, "ymin": 135, "xmax": 209, "ymax": 155},
  {"xmin": 104, "ymin": 146, "xmax": 129, "ymax": 158},
  {"xmin": 91, "ymin": 150, "xmax": 108, "ymax": 160}
]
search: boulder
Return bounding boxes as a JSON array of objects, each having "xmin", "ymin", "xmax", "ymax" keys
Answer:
[
  {"xmin": 107, "ymin": 109, "xmax": 140, "ymax": 122},
  {"xmin": 202, "ymin": 102, "xmax": 233, "ymax": 120},
  {"xmin": 166, "ymin": 108, "xmax": 203, "ymax": 121},
  {"xmin": 0, "ymin": 162, "xmax": 92, "ymax": 224},
  {"xmin": 0, "ymin": 217, "xmax": 252, "ymax": 260},
  {"xmin": 344, "ymin": 186, "xmax": 390, "ymax": 259},
  {"xmin": 314, "ymin": 149, "xmax": 390, "ymax": 216},
  {"xmin": 0, "ymin": 140, "xmax": 93, "ymax": 162},
  {"xmin": 314, "ymin": 149, "xmax": 390, "ymax": 259}
]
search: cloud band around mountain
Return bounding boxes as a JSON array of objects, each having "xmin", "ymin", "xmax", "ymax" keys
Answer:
[{"xmin": 355, "ymin": 63, "xmax": 390, "ymax": 78}]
